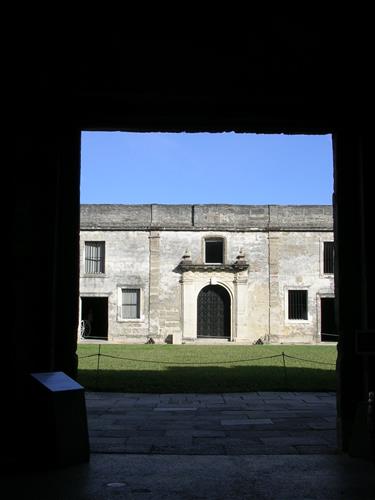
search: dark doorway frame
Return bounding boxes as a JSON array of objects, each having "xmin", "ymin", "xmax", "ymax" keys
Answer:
[
  {"xmin": 80, "ymin": 296, "xmax": 108, "ymax": 340},
  {"xmin": 197, "ymin": 284, "xmax": 231, "ymax": 339},
  {"xmin": 11, "ymin": 26, "xmax": 374, "ymax": 467},
  {"xmin": 320, "ymin": 297, "xmax": 337, "ymax": 342}
]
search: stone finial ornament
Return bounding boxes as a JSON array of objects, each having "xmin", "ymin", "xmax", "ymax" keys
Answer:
[
  {"xmin": 235, "ymin": 248, "xmax": 246, "ymax": 264},
  {"xmin": 181, "ymin": 249, "xmax": 192, "ymax": 264}
]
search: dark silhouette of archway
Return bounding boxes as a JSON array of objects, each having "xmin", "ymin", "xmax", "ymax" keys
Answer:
[
  {"xmin": 10, "ymin": 19, "xmax": 374, "ymax": 468},
  {"xmin": 197, "ymin": 285, "xmax": 231, "ymax": 338}
]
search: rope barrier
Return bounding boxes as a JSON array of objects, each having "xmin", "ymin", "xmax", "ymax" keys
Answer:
[
  {"xmin": 78, "ymin": 353, "xmax": 101, "ymax": 359},
  {"xmin": 78, "ymin": 346, "xmax": 336, "ymax": 391},
  {"xmin": 283, "ymin": 353, "xmax": 335, "ymax": 366},
  {"xmin": 78, "ymin": 350, "xmax": 336, "ymax": 367},
  {"xmin": 281, "ymin": 352, "xmax": 288, "ymax": 385},
  {"xmin": 79, "ymin": 352, "xmax": 285, "ymax": 365}
]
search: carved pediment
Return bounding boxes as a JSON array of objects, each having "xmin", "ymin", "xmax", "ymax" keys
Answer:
[{"xmin": 178, "ymin": 247, "xmax": 248, "ymax": 272}]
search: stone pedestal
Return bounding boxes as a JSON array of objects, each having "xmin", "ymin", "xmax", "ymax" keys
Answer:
[{"xmin": 29, "ymin": 372, "xmax": 89, "ymax": 467}]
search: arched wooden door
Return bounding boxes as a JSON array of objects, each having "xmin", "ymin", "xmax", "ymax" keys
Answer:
[{"xmin": 197, "ymin": 285, "xmax": 231, "ymax": 338}]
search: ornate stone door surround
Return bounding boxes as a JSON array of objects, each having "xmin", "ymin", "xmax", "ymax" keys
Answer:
[{"xmin": 178, "ymin": 250, "xmax": 249, "ymax": 342}]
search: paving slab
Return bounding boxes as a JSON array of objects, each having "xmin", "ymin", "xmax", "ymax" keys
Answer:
[{"xmin": 84, "ymin": 391, "xmax": 340, "ymax": 455}]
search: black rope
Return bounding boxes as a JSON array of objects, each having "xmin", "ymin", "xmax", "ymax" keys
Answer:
[
  {"xmin": 283, "ymin": 353, "xmax": 336, "ymax": 366},
  {"xmin": 78, "ymin": 351, "xmax": 336, "ymax": 367},
  {"xmin": 78, "ymin": 353, "xmax": 101, "ymax": 359},
  {"xmin": 85, "ymin": 352, "xmax": 284, "ymax": 365}
]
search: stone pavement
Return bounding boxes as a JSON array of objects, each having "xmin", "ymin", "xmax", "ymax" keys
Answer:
[
  {"xmin": 86, "ymin": 391, "xmax": 337, "ymax": 455},
  {"xmin": 4, "ymin": 392, "xmax": 375, "ymax": 499}
]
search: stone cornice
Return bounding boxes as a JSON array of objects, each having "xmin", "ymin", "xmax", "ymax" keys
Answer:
[{"xmin": 178, "ymin": 263, "xmax": 249, "ymax": 273}]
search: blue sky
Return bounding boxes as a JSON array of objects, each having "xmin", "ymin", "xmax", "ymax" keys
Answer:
[{"xmin": 80, "ymin": 132, "xmax": 333, "ymax": 205}]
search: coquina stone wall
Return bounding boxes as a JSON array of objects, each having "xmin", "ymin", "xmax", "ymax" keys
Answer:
[{"xmin": 79, "ymin": 204, "xmax": 334, "ymax": 344}]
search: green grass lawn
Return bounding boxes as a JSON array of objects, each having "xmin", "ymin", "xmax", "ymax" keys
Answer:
[{"xmin": 77, "ymin": 344, "xmax": 337, "ymax": 393}]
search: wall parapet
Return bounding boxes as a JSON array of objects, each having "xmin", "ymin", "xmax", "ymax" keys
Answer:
[{"xmin": 80, "ymin": 204, "xmax": 333, "ymax": 231}]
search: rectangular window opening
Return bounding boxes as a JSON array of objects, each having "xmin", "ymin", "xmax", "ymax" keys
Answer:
[
  {"xmin": 85, "ymin": 241, "xmax": 105, "ymax": 274},
  {"xmin": 323, "ymin": 241, "xmax": 334, "ymax": 274},
  {"xmin": 205, "ymin": 239, "xmax": 224, "ymax": 264},
  {"xmin": 122, "ymin": 288, "xmax": 141, "ymax": 319},
  {"xmin": 288, "ymin": 290, "xmax": 308, "ymax": 320}
]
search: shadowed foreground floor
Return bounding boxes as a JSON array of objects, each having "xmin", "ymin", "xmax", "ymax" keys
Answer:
[
  {"xmin": 3, "ymin": 392, "xmax": 374, "ymax": 499},
  {"xmin": 6, "ymin": 454, "xmax": 375, "ymax": 500}
]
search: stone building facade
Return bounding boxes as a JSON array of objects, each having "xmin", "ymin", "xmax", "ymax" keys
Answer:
[{"xmin": 79, "ymin": 204, "xmax": 335, "ymax": 344}]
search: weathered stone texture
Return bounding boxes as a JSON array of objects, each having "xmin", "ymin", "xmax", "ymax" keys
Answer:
[
  {"xmin": 269, "ymin": 232, "xmax": 334, "ymax": 343},
  {"xmin": 79, "ymin": 205, "xmax": 334, "ymax": 344},
  {"xmin": 80, "ymin": 204, "xmax": 333, "ymax": 231},
  {"xmin": 152, "ymin": 205, "xmax": 193, "ymax": 228},
  {"xmin": 80, "ymin": 204, "xmax": 152, "ymax": 229},
  {"xmin": 193, "ymin": 205, "xmax": 270, "ymax": 230},
  {"xmin": 269, "ymin": 205, "xmax": 333, "ymax": 230},
  {"xmin": 80, "ymin": 230, "xmax": 150, "ymax": 341}
]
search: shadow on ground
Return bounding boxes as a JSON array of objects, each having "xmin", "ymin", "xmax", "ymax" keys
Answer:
[{"xmin": 78, "ymin": 365, "xmax": 336, "ymax": 393}]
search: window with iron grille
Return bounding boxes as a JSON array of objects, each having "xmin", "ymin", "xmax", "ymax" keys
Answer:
[
  {"xmin": 121, "ymin": 288, "xmax": 140, "ymax": 319},
  {"xmin": 84, "ymin": 241, "xmax": 105, "ymax": 274},
  {"xmin": 323, "ymin": 241, "xmax": 334, "ymax": 274},
  {"xmin": 205, "ymin": 238, "xmax": 224, "ymax": 264},
  {"xmin": 288, "ymin": 290, "xmax": 308, "ymax": 320}
]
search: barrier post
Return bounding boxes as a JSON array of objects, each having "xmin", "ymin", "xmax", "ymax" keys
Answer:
[
  {"xmin": 282, "ymin": 351, "xmax": 288, "ymax": 387},
  {"xmin": 95, "ymin": 344, "xmax": 101, "ymax": 391}
]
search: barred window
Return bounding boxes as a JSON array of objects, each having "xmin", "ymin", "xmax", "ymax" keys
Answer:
[
  {"xmin": 85, "ymin": 242, "xmax": 105, "ymax": 274},
  {"xmin": 121, "ymin": 289, "xmax": 140, "ymax": 319},
  {"xmin": 205, "ymin": 239, "xmax": 224, "ymax": 264},
  {"xmin": 323, "ymin": 241, "xmax": 334, "ymax": 274},
  {"xmin": 288, "ymin": 290, "xmax": 308, "ymax": 320}
]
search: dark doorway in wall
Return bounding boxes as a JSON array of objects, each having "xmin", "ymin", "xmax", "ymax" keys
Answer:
[
  {"xmin": 81, "ymin": 297, "xmax": 108, "ymax": 340},
  {"xmin": 321, "ymin": 297, "xmax": 336, "ymax": 342},
  {"xmin": 197, "ymin": 285, "xmax": 231, "ymax": 338}
]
